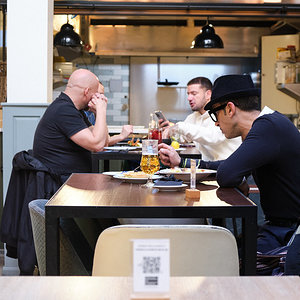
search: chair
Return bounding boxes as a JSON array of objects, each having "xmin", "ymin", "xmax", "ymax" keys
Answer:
[
  {"xmin": 29, "ymin": 199, "xmax": 90, "ymax": 275},
  {"xmin": 0, "ymin": 150, "xmax": 64, "ymax": 274},
  {"xmin": 92, "ymin": 224, "xmax": 239, "ymax": 276}
]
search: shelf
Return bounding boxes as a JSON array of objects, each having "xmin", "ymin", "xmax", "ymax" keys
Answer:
[
  {"xmin": 277, "ymin": 83, "xmax": 300, "ymax": 101},
  {"xmin": 94, "ymin": 50, "xmax": 258, "ymax": 58}
]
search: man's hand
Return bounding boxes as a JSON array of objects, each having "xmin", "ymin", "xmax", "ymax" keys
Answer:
[
  {"xmin": 158, "ymin": 119, "xmax": 170, "ymax": 129},
  {"xmin": 237, "ymin": 179, "xmax": 250, "ymax": 196},
  {"xmin": 88, "ymin": 93, "xmax": 107, "ymax": 114},
  {"xmin": 158, "ymin": 143, "xmax": 181, "ymax": 168},
  {"xmin": 120, "ymin": 125, "xmax": 133, "ymax": 139}
]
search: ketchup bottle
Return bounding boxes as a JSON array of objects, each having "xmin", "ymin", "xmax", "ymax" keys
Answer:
[{"xmin": 148, "ymin": 113, "xmax": 162, "ymax": 143}]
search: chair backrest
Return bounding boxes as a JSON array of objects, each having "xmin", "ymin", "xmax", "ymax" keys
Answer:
[
  {"xmin": 92, "ymin": 224, "xmax": 239, "ymax": 276},
  {"xmin": 29, "ymin": 199, "xmax": 89, "ymax": 275}
]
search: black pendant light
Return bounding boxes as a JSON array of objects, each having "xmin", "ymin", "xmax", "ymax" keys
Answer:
[
  {"xmin": 191, "ymin": 18, "xmax": 224, "ymax": 49},
  {"xmin": 54, "ymin": 17, "xmax": 83, "ymax": 61},
  {"xmin": 54, "ymin": 23, "xmax": 82, "ymax": 47}
]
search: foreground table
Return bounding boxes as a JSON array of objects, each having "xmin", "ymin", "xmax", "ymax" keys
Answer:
[
  {"xmin": 1, "ymin": 276, "xmax": 299, "ymax": 299},
  {"xmin": 46, "ymin": 173, "xmax": 257, "ymax": 275}
]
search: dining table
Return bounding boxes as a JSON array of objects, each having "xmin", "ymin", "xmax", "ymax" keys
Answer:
[
  {"xmin": 1, "ymin": 276, "xmax": 299, "ymax": 299},
  {"xmin": 91, "ymin": 146, "xmax": 202, "ymax": 172},
  {"xmin": 45, "ymin": 173, "xmax": 257, "ymax": 276}
]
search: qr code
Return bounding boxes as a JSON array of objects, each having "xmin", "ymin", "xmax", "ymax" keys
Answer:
[
  {"xmin": 143, "ymin": 256, "xmax": 160, "ymax": 274},
  {"xmin": 145, "ymin": 276, "xmax": 158, "ymax": 286}
]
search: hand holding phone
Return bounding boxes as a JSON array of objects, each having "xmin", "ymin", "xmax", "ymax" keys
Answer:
[{"xmin": 154, "ymin": 110, "xmax": 167, "ymax": 122}]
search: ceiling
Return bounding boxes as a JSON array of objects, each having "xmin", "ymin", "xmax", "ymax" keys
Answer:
[
  {"xmin": 2, "ymin": 1, "xmax": 300, "ymax": 29},
  {"xmin": 52, "ymin": 1, "xmax": 300, "ymax": 17}
]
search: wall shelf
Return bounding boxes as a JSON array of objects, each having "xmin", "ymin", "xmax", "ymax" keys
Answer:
[{"xmin": 277, "ymin": 83, "xmax": 300, "ymax": 102}]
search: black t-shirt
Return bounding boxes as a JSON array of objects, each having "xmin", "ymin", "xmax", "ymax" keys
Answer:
[{"xmin": 33, "ymin": 93, "xmax": 92, "ymax": 175}]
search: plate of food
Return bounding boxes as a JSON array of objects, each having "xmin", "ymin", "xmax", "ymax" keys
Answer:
[
  {"xmin": 153, "ymin": 183, "xmax": 188, "ymax": 192},
  {"xmin": 113, "ymin": 171, "xmax": 162, "ymax": 184},
  {"xmin": 159, "ymin": 168, "xmax": 216, "ymax": 182},
  {"xmin": 127, "ymin": 136, "xmax": 142, "ymax": 147}
]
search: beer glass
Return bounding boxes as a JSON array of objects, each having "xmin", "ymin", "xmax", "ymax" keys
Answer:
[{"xmin": 140, "ymin": 139, "xmax": 160, "ymax": 188}]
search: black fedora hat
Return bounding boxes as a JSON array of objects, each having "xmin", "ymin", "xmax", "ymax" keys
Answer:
[{"xmin": 204, "ymin": 74, "xmax": 261, "ymax": 111}]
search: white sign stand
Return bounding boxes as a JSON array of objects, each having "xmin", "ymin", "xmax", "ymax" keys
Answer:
[{"xmin": 131, "ymin": 239, "xmax": 170, "ymax": 300}]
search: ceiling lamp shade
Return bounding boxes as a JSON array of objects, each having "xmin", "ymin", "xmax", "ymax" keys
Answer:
[
  {"xmin": 54, "ymin": 23, "xmax": 83, "ymax": 61},
  {"xmin": 54, "ymin": 23, "xmax": 82, "ymax": 47},
  {"xmin": 191, "ymin": 22, "xmax": 224, "ymax": 49}
]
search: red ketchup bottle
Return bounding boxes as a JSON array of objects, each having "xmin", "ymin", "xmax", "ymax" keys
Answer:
[{"xmin": 148, "ymin": 113, "xmax": 162, "ymax": 144}]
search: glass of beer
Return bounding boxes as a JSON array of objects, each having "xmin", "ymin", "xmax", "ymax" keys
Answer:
[{"xmin": 140, "ymin": 139, "xmax": 160, "ymax": 188}]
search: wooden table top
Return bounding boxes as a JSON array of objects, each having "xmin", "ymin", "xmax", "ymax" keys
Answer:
[
  {"xmin": 47, "ymin": 173, "xmax": 255, "ymax": 209},
  {"xmin": 1, "ymin": 276, "xmax": 299, "ymax": 300}
]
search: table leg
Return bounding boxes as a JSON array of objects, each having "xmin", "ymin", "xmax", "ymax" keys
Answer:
[
  {"xmin": 45, "ymin": 208, "xmax": 60, "ymax": 275},
  {"xmin": 241, "ymin": 214, "xmax": 257, "ymax": 275},
  {"xmin": 91, "ymin": 155, "xmax": 100, "ymax": 173},
  {"xmin": 104, "ymin": 160, "xmax": 110, "ymax": 172}
]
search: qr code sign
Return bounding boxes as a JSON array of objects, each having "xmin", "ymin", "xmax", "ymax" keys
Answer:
[{"xmin": 143, "ymin": 256, "xmax": 161, "ymax": 274}]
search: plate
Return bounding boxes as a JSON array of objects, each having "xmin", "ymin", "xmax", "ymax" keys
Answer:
[
  {"xmin": 153, "ymin": 183, "xmax": 188, "ymax": 192},
  {"xmin": 175, "ymin": 148, "xmax": 186, "ymax": 151},
  {"xmin": 113, "ymin": 173, "xmax": 162, "ymax": 184},
  {"xmin": 102, "ymin": 171, "xmax": 123, "ymax": 176},
  {"xmin": 104, "ymin": 146, "xmax": 137, "ymax": 151},
  {"xmin": 159, "ymin": 168, "xmax": 216, "ymax": 182}
]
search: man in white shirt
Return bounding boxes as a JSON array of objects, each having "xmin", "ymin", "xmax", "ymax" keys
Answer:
[{"xmin": 159, "ymin": 77, "xmax": 241, "ymax": 161}]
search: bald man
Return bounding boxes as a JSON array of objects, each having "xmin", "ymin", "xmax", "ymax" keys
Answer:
[{"xmin": 33, "ymin": 69, "xmax": 109, "ymax": 178}]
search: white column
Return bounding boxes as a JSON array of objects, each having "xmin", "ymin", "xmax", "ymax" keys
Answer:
[
  {"xmin": 3, "ymin": 0, "xmax": 53, "ymax": 276},
  {"xmin": 7, "ymin": 0, "xmax": 53, "ymax": 103}
]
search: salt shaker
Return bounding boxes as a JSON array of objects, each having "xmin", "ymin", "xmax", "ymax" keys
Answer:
[{"xmin": 190, "ymin": 159, "xmax": 196, "ymax": 189}]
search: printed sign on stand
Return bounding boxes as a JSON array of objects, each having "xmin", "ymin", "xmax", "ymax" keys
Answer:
[{"xmin": 132, "ymin": 239, "xmax": 170, "ymax": 299}]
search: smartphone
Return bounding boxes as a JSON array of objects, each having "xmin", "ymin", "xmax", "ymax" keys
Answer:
[{"xmin": 154, "ymin": 110, "xmax": 167, "ymax": 122}]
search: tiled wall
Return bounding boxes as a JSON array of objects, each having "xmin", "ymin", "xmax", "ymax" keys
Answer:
[
  {"xmin": 53, "ymin": 57, "xmax": 130, "ymax": 126},
  {"xmin": 77, "ymin": 57, "xmax": 130, "ymax": 125}
]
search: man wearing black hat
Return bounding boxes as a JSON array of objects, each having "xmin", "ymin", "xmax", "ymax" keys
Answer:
[{"xmin": 159, "ymin": 74, "xmax": 300, "ymax": 254}]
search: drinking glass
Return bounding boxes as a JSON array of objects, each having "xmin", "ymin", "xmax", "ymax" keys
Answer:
[{"xmin": 140, "ymin": 139, "xmax": 160, "ymax": 188}]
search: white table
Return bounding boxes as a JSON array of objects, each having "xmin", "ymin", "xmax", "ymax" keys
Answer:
[{"xmin": 0, "ymin": 276, "xmax": 299, "ymax": 300}]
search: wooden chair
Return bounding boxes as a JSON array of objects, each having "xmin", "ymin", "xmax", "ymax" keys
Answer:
[{"xmin": 92, "ymin": 224, "xmax": 239, "ymax": 276}]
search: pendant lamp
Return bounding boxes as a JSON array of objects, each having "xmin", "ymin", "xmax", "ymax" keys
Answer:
[
  {"xmin": 54, "ymin": 18, "xmax": 82, "ymax": 61},
  {"xmin": 54, "ymin": 23, "xmax": 82, "ymax": 47},
  {"xmin": 191, "ymin": 19, "xmax": 224, "ymax": 49}
]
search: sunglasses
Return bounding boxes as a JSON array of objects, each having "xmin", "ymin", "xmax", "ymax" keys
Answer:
[{"xmin": 208, "ymin": 103, "xmax": 227, "ymax": 122}]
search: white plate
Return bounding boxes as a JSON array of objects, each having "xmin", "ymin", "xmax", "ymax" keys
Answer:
[
  {"xmin": 153, "ymin": 183, "xmax": 188, "ymax": 192},
  {"xmin": 175, "ymin": 148, "xmax": 186, "ymax": 151},
  {"xmin": 104, "ymin": 146, "xmax": 137, "ymax": 151},
  {"xmin": 102, "ymin": 171, "xmax": 123, "ymax": 176},
  {"xmin": 159, "ymin": 168, "xmax": 216, "ymax": 182},
  {"xmin": 113, "ymin": 174, "xmax": 162, "ymax": 184}
]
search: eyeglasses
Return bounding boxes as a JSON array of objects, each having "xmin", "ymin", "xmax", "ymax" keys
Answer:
[{"xmin": 208, "ymin": 103, "xmax": 227, "ymax": 122}]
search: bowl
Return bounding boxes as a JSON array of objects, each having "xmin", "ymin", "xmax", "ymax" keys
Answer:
[{"xmin": 159, "ymin": 168, "xmax": 216, "ymax": 182}]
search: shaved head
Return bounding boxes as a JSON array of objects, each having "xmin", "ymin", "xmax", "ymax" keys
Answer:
[
  {"xmin": 64, "ymin": 69, "xmax": 101, "ymax": 110},
  {"xmin": 67, "ymin": 69, "xmax": 99, "ymax": 91}
]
